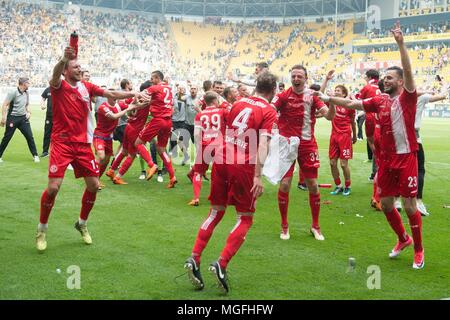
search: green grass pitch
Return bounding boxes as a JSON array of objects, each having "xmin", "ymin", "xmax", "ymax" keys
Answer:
[{"xmin": 0, "ymin": 107, "xmax": 449, "ymax": 300}]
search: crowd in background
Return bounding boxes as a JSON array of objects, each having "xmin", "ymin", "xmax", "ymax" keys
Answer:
[{"xmin": 0, "ymin": 0, "xmax": 449, "ymax": 92}]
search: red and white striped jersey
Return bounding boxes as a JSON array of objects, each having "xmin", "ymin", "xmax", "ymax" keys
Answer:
[
  {"xmin": 272, "ymin": 87, "xmax": 326, "ymax": 149},
  {"xmin": 363, "ymin": 90, "xmax": 418, "ymax": 156}
]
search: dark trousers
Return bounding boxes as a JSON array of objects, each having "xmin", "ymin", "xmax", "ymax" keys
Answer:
[
  {"xmin": 169, "ymin": 121, "xmax": 187, "ymax": 154},
  {"xmin": 418, "ymin": 143, "xmax": 425, "ymax": 199},
  {"xmin": 0, "ymin": 115, "xmax": 38, "ymax": 158},
  {"xmin": 367, "ymin": 141, "xmax": 373, "ymax": 160},
  {"xmin": 42, "ymin": 115, "xmax": 52, "ymax": 153},
  {"xmin": 357, "ymin": 114, "xmax": 365, "ymax": 140},
  {"xmin": 150, "ymin": 142, "xmax": 158, "ymax": 167},
  {"xmin": 186, "ymin": 124, "xmax": 194, "ymax": 144}
]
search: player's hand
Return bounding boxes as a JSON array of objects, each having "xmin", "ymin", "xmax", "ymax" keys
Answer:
[
  {"xmin": 135, "ymin": 91, "xmax": 151, "ymax": 105},
  {"xmin": 352, "ymin": 136, "xmax": 357, "ymax": 144},
  {"xmin": 250, "ymin": 176, "xmax": 264, "ymax": 198},
  {"xmin": 312, "ymin": 91, "xmax": 330, "ymax": 102},
  {"xmin": 391, "ymin": 21, "xmax": 404, "ymax": 45},
  {"xmin": 0, "ymin": 118, "xmax": 5, "ymax": 127},
  {"xmin": 326, "ymin": 70, "xmax": 335, "ymax": 81},
  {"xmin": 63, "ymin": 46, "xmax": 76, "ymax": 61},
  {"xmin": 25, "ymin": 112, "xmax": 31, "ymax": 120}
]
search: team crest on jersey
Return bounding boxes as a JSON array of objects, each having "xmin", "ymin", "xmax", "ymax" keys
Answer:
[{"xmin": 50, "ymin": 165, "xmax": 58, "ymax": 173}]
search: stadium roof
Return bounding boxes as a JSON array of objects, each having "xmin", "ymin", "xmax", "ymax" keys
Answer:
[{"xmin": 50, "ymin": 0, "xmax": 366, "ymax": 17}]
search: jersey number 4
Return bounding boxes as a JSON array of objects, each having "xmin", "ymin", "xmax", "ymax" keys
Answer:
[{"xmin": 232, "ymin": 108, "xmax": 252, "ymax": 134}]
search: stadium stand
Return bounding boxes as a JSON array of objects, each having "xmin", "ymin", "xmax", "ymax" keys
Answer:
[{"xmin": 0, "ymin": 0, "xmax": 448, "ymax": 93}]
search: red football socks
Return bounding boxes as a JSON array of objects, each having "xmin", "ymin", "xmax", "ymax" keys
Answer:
[
  {"xmin": 118, "ymin": 156, "xmax": 133, "ymax": 176},
  {"xmin": 40, "ymin": 189, "xmax": 56, "ymax": 224},
  {"xmin": 193, "ymin": 173, "xmax": 202, "ymax": 200},
  {"xmin": 309, "ymin": 193, "xmax": 320, "ymax": 229},
  {"xmin": 408, "ymin": 211, "xmax": 423, "ymax": 252},
  {"xmin": 159, "ymin": 151, "xmax": 175, "ymax": 179},
  {"xmin": 192, "ymin": 208, "xmax": 225, "ymax": 264},
  {"xmin": 219, "ymin": 215, "xmax": 253, "ymax": 269},
  {"xmin": 278, "ymin": 190, "xmax": 289, "ymax": 231},
  {"xmin": 80, "ymin": 189, "xmax": 97, "ymax": 221},
  {"xmin": 334, "ymin": 177, "xmax": 341, "ymax": 186},
  {"xmin": 136, "ymin": 144, "xmax": 155, "ymax": 168},
  {"xmin": 98, "ymin": 162, "xmax": 107, "ymax": 177},
  {"xmin": 110, "ymin": 152, "xmax": 125, "ymax": 170},
  {"xmin": 384, "ymin": 208, "xmax": 408, "ymax": 243},
  {"xmin": 345, "ymin": 180, "xmax": 351, "ymax": 188}
]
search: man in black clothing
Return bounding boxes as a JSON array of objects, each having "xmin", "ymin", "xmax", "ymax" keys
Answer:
[
  {"xmin": 0, "ymin": 77, "xmax": 39, "ymax": 162},
  {"xmin": 40, "ymin": 86, "xmax": 52, "ymax": 157}
]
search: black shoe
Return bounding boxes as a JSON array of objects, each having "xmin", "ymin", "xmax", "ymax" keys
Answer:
[
  {"xmin": 297, "ymin": 183, "xmax": 307, "ymax": 191},
  {"xmin": 368, "ymin": 173, "xmax": 375, "ymax": 181},
  {"xmin": 184, "ymin": 257, "xmax": 204, "ymax": 290},
  {"xmin": 40, "ymin": 152, "xmax": 49, "ymax": 158},
  {"xmin": 209, "ymin": 261, "xmax": 229, "ymax": 294}
]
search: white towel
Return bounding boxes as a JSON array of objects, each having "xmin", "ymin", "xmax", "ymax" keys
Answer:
[{"xmin": 262, "ymin": 134, "xmax": 300, "ymax": 185}]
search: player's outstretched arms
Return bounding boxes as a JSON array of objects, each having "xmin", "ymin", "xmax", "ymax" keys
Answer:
[{"xmin": 313, "ymin": 91, "xmax": 364, "ymax": 110}]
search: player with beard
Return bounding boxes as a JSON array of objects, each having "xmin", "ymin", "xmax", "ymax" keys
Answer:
[{"xmin": 315, "ymin": 22, "xmax": 425, "ymax": 269}]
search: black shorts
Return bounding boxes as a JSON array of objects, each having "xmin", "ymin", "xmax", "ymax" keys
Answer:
[{"xmin": 113, "ymin": 125, "xmax": 126, "ymax": 143}]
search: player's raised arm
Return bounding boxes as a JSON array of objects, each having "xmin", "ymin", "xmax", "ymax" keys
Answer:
[
  {"xmin": 320, "ymin": 70, "xmax": 335, "ymax": 93},
  {"xmin": 50, "ymin": 47, "xmax": 75, "ymax": 88},
  {"xmin": 428, "ymin": 80, "xmax": 449, "ymax": 103},
  {"xmin": 392, "ymin": 21, "xmax": 415, "ymax": 93}
]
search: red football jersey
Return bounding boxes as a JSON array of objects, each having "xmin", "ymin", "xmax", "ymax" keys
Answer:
[
  {"xmin": 362, "ymin": 90, "xmax": 418, "ymax": 156},
  {"xmin": 127, "ymin": 104, "xmax": 150, "ymax": 131},
  {"xmin": 146, "ymin": 84, "xmax": 173, "ymax": 118},
  {"xmin": 194, "ymin": 106, "xmax": 228, "ymax": 146},
  {"xmin": 219, "ymin": 96, "xmax": 277, "ymax": 165},
  {"xmin": 357, "ymin": 79, "xmax": 381, "ymax": 122},
  {"xmin": 50, "ymin": 80, "xmax": 105, "ymax": 143},
  {"xmin": 331, "ymin": 105, "xmax": 355, "ymax": 135},
  {"xmin": 272, "ymin": 87, "xmax": 326, "ymax": 149},
  {"xmin": 94, "ymin": 101, "xmax": 128, "ymax": 138}
]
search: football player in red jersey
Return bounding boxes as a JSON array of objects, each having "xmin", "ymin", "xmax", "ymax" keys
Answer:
[
  {"xmin": 93, "ymin": 91, "xmax": 140, "ymax": 188},
  {"xmin": 272, "ymin": 65, "xmax": 336, "ymax": 241},
  {"xmin": 184, "ymin": 72, "xmax": 278, "ymax": 294},
  {"xmin": 107, "ymin": 81, "xmax": 153, "ymax": 185},
  {"xmin": 188, "ymin": 92, "xmax": 228, "ymax": 206},
  {"xmin": 324, "ymin": 83, "xmax": 357, "ymax": 196},
  {"xmin": 315, "ymin": 22, "xmax": 424, "ymax": 269},
  {"xmin": 36, "ymin": 46, "xmax": 147, "ymax": 252},
  {"xmin": 135, "ymin": 70, "xmax": 178, "ymax": 188},
  {"xmin": 357, "ymin": 69, "xmax": 381, "ymax": 181}
]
